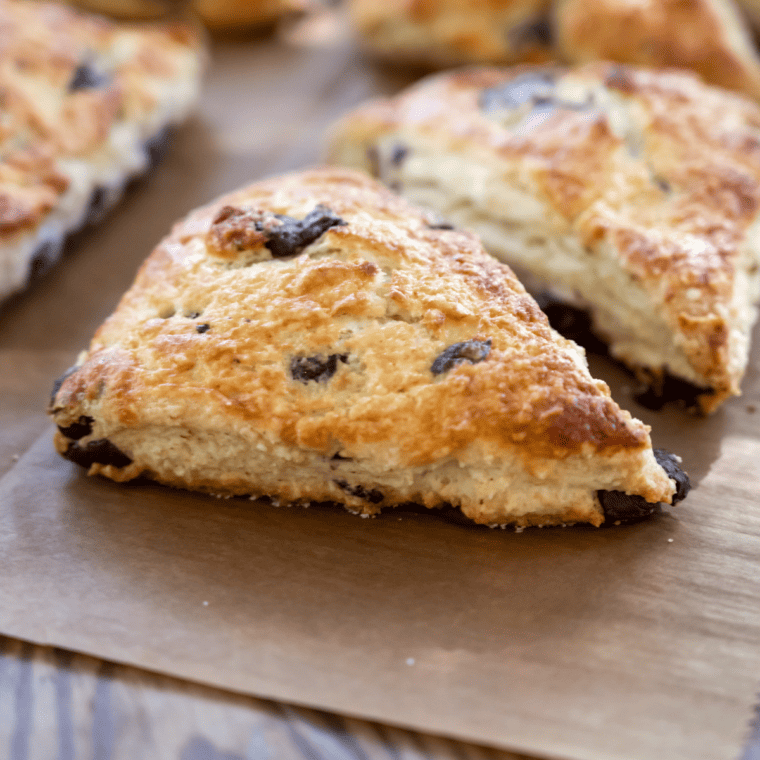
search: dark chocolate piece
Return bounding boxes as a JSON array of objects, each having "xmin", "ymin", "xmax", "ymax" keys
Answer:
[
  {"xmin": 195, "ymin": 323, "xmax": 210, "ymax": 334},
  {"xmin": 390, "ymin": 144, "xmax": 408, "ymax": 165},
  {"xmin": 69, "ymin": 62, "xmax": 108, "ymax": 92},
  {"xmin": 57, "ymin": 415, "xmax": 94, "ymax": 441},
  {"xmin": 144, "ymin": 128, "xmax": 170, "ymax": 169},
  {"xmin": 506, "ymin": 16, "xmax": 553, "ymax": 50},
  {"xmin": 334, "ymin": 480, "xmax": 384, "ymax": 504},
  {"xmin": 331, "ymin": 452, "xmax": 352, "ymax": 461},
  {"xmin": 532, "ymin": 292, "xmax": 608, "ymax": 355},
  {"xmin": 259, "ymin": 205, "xmax": 346, "ymax": 259},
  {"xmin": 597, "ymin": 489, "xmax": 660, "ymax": 525},
  {"xmin": 63, "ymin": 439, "xmax": 132, "ymax": 469},
  {"xmin": 290, "ymin": 353, "xmax": 348, "ymax": 383},
  {"xmin": 29, "ymin": 239, "xmax": 62, "ymax": 280},
  {"xmin": 431, "ymin": 339, "xmax": 491, "ymax": 375},
  {"xmin": 50, "ymin": 365, "xmax": 80, "ymax": 407},
  {"xmin": 653, "ymin": 449, "xmax": 691, "ymax": 504}
]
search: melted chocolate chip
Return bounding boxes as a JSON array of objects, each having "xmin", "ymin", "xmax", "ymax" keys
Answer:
[
  {"xmin": 533, "ymin": 292, "xmax": 608, "ymax": 355},
  {"xmin": 290, "ymin": 353, "xmax": 348, "ymax": 383},
  {"xmin": 29, "ymin": 239, "xmax": 62, "ymax": 280},
  {"xmin": 331, "ymin": 452, "xmax": 352, "ymax": 461},
  {"xmin": 57, "ymin": 415, "xmax": 94, "ymax": 440},
  {"xmin": 653, "ymin": 449, "xmax": 691, "ymax": 504},
  {"xmin": 50, "ymin": 365, "xmax": 80, "ymax": 407},
  {"xmin": 507, "ymin": 16, "xmax": 553, "ymax": 50},
  {"xmin": 390, "ymin": 144, "xmax": 408, "ymax": 165},
  {"xmin": 69, "ymin": 62, "xmax": 108, "ymax": 91},
  {"xmin": 195, "ymin": 323, "xmax": 210, "ymax": 334},
  {"xmin": 598, "ymin": 449, "xmax": 690, "ymax": 524},
  {"xmin": 144, "ymin": 128, "xmax": 170, "ymax": 169},
  {"xmin": 431, "ymin": 339, "xmax": 491, "ymax": 375},
  {"xmin": 259, "ymin": 205, "xmax": 346, "ymax": 259},
  {"xmin": 334, "ymin": 480, "xmax": 384, "ymax": 504},
  {"xmin": 63, "ymin": 439, "xmax": 132, "ymax": 469},
  {"xmin": 597, "ymin": 490, "xmax": 660, "ymax": 525}
]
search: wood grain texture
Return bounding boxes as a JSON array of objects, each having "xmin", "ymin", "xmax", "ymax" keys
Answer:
[{"xmin": 0, "ymin": 636, "xmax": 531, "ymax": 760}]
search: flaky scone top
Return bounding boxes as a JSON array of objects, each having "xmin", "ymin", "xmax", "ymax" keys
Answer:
[
  {"xmin": 0, "ymin": 0, "xmax": 203, "ymax": 238},
  {"xmin": 51, "ymin": 168, "xmax": 666, "ymax": 492},
  {"xmin": 327, "ymin": 63, "xmax": 760, "ymax": 411}
]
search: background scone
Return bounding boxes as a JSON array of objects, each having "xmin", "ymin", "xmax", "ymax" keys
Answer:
[
  {"xmin": 327, "ymin": 63, "xmax": 760, "ymax": 412},
  {"xmin": 0, "ymin": 0, "xmax": 204, "ymax": 304},
  {"xmin": 348, "ymin": 0, "xmax": 760, "ymax": 105},
  {"xmin": 348, "ymin": 0, "xmax": 554, "ymax": 68},
  {"xmin": 49, "ymin": 167, "xmax": 689, "ymax": 528}
]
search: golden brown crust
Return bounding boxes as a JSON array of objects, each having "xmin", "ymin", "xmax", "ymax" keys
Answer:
[
  {"xmin": 49, "ymin": 168, "xmax": 675, "ymax": 522},
  {"xmin": 193, "ymin": 0, "xmax": 309, "ymax": 29},
  {"xmin": 0, "ymin": 0, "xmax": 203, "ymax": 238},
  {"xmin": 327, "ymin": 63, "xmax": 760, "ymax": 411}
]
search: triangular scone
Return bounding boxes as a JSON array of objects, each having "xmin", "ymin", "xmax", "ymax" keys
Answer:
[
  {"xmin": 49, "ymin": 168, "xmax": 687, "ymax": 528},
  {"xmin": 327, "ymin": 63, "xmax": 760, "ymax": 412}
]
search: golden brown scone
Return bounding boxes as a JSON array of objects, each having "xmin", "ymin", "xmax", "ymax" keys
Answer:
[
  {"xmin": 327, "ymin": 63, "xmax": 760, "ymax": 412},
  {"xmin": 554, "ymin": 0, "xmax": 760, "ymax": 102},
  {"xmin": 348, "ymin": 0, "xmax": 555, "ymax": 68},
  {"xmin": 193, "ymin": 0, "xmax": 309, "ymax": 30},
  {"xmin": 0, "ymin": 0, "xmax": 204, "ymax": 303},
  {"xmin": 48, "ymin": 167, "xmax": 688, "ymax": 528}
]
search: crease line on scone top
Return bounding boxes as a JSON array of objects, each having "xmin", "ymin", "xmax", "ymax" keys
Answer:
[
  {"xmin": 49, "ymin": 168, "xmax": 690, "ymax": 530},
  {"xmin": 326, "ymin": 61, "xmax": 760, "ymax": 414}
]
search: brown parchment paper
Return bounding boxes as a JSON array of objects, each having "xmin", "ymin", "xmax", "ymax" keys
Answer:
[{"xmin": 2, "ymin": 35, "xmax": 760, "ymax": 760}]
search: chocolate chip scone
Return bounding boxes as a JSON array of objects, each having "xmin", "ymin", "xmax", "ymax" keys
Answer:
[
  {"xmin": 348, "ymin": 0, "xmax": 554, "ymax": 69},
  {"xmin": 0, "ymin": 0, "xmax": 204, "ymax": 304},
  {"xmin": 49, "ymin": 167, "xmax": 689, "ymax": 528},
  {"xmin": 327, "ymin": 63, "xmax": 760, "ymax": 412}
]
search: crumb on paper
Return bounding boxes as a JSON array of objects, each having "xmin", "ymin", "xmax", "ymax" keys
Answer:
[
  {"xmin": 406, "ymin": 658, "xmax": 415, "ymax": 666},
  {"xmin": 667, "ymin": 538, "xmax": 674, "ymax": 543},
  {"xmin": 203, "ymin": 600, "xmax": 209, "ymax": 606}
]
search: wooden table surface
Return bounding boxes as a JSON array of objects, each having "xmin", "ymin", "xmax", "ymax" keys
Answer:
[{"xmin": 2, "ymin": 18, "xmax": 760, "ymax": 760}]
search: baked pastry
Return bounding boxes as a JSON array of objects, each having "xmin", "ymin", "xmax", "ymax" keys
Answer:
[
  {"xmin": 348, "ymin": 0, "xmax": 554, "ymax": 68},
  {"xmin": 554, "ymin": 0, "xmax": 760, "ymax": 102},
  {"xmin": 49, "ymin": 167, "xmax": 689, "ymax": 528},
  {"xmin": 0, "ymin": 0, "xmax": 203, "ymax": 304},
  {"xmin": 193, "ymin": 0, "xmax": 309, "ymax": 30},
  {"xmin": 348, "ymin": 0, "xmax": 760, "ymax": 106},
  {"xmin": 326, "ymin": 63, "xmax": 760, "ymax": 412}
]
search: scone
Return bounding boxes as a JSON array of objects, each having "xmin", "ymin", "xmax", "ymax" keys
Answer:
[
  {"xmin": 0, "ymin": 0, "xmax": 204, "ymax": 304},
  {"xmin": 48, "ymin": 167, "xmax": 689, "ymax": 528},
  {"xmin": 194, "ymin": 0, "xmax": 309, "ymax": 30},
  {"xmin": 348, "ymin": 0, "xmax": 555, "ymax": 68},
  {"xmin": 327, "ymin": 63, "xmax": 760, "ymax": 412},
  {"xmin": 554, "ymin": 0, "xmax": 760, "ymax": 102}
]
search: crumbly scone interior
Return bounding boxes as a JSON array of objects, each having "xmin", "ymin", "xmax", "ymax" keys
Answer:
[
  {"xmin": 50, "ymin": 169, "xmax": 676, "ymax": 527},
  {"xmin": 327, "ymin": 64, "xmax": 760, "ymax": 411}
]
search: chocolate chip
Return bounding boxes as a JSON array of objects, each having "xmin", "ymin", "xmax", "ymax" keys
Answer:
[
  {"xmin": 390, "ymin": 144, "xmax": 408, "ymax": 165},
  {"xmin": 506, "ymin": 16, "xmax": 553, "ymax": 50},
  {"xmin": 57, "ymin": 415, "xmax": 94, "ymax": 440},
  {"xmin": 50, "ymin": 365, "xmax": 80, "ymax": 406},
  {"xmin": 63, "ymin": 439, "xmax": 132, "ymax": 469},
  {"xmin": 186, "ymin": 311, "xmax": 201, "ymax": 319},
  {"xmin": 597, "ymin": 489, "xmax": 660, "ymax": 525},
  {"xmin": 653, "ymin": 176, "xmax": 671, "ymax": 193},
  {"xmin": 195, "ymin": 323, "xmax": 210, "ymax": 333},
  {"xmin": 261, "ymin": 205, "xmax": 346, "ymax": 259},
  {"xmin": 69, "ymin": 62, "xmax": 108, "ymax": 91},
  {"xmin": 290, "ymin": 353, "xmax": 348, "ymax": 383},
  {"xmin": 87, "ymin": 186, "xmax": 109, "ymax": 222},
  {"xmin": 29, "ymin": 239, "xmax": 62, "ymax": 280},
  {"xmin": 331, "ymin": 452, "xmax": 352, "ymax": 461},
  {"xmin": 431, "ymin": 340, "xmax": 491, "ymax": 375},
  {"xmin": 653, "ymin": 449, "xmax": 691, "ymax": 504},
  {"xmin": 334, "ymin": 480, "xmax": 384, "ymax": 504},
  {"xmin": 144, "ymin": 128, "xmax": 170, "ymax": 169},
  {"xmin": 532, "ymin": 293, "xmax": 608, "ymax": 355}
]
